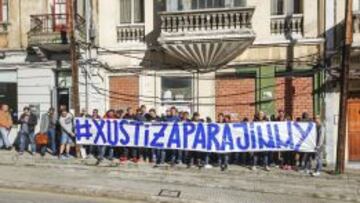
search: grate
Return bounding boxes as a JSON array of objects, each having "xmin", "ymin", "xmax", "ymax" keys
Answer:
[{"xmin": 158, "ymin": 189, "xmax": 181, "ymax": 198}]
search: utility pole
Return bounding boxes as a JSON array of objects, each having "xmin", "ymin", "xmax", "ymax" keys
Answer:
[
  {"xmin": 68, "ymin": 0, "xmax": 81, "ymax": 158},
  {"xmin": 336, "ymin": 0, "xmax": 353, "ymax": 174},
  {"xmin": 68, "ymin": 0, "xmax": 80, "ymax": 117}
]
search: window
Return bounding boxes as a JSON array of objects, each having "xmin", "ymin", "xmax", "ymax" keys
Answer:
[
  {"xmin": 191, "ymin": 0, "xmax": 225, "ymax": 9},
  {"xmin": 161, "ymin": 77, "xmax": 192, "ymax": 101},
  {"xmin": 120, "ymin": 0, "xmax": 144, "ymax": 24},
  {"xmin": 176, "ymin": 0, "xmax": 245, "ymax": 11},
  {"xmin": 271, "ymin": 0, "xmax": 284, "ymax": 15},
  {"xmin": 271, "ymin": 0, "xmax": 303, "ymax": 15},
  {"xmin": 234, "ymin": 0, "xmax": 246, "ymax": 7},
  {"xmin": 0, "ymin": 0, "xmax": 8, "ymax": 22},
  {"xmin": 293, "ymin": 0, "xmax": 303, "ymax": 14}
]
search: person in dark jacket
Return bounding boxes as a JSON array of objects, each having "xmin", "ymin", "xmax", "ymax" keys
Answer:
[{"xmin": 19, "ymin": 106, "xmax": 38, "ymax": 155}]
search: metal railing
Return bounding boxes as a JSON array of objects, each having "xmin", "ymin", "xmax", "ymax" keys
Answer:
[
  {"xmin": 270, "ymin": 14, "xmax": 303, "ymax": 35},
  {"xmin": 159, "ymin": 7, "xmax": 255, "ymax": 33},
  {"xmin": 28, "ymin": 14, "xmax": 86, "ymax": 44},
  {"xmin": 117, "ymin": 24, "xmax": 145, "ymax": 42}
]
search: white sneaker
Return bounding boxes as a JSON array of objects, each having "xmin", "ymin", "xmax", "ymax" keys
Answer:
[
  {"xmin": 251, "ymin": 166, "xmax": 257, "ymax": 171},
  {"xmin": 204, "ymin": 164, "xmax": 213, "ymax": 169},
  {"xmin": 265, "ymin": 166, "xmax": 271, "ymax": 171},
  {"xmin": 312, "ymin": 171, "xmax": 321, "ymax": 177}
]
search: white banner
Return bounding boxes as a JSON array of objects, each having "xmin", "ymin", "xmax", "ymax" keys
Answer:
[{"xmin": 75, "ymin": 118, "xmax": 317, "ymax": 153}]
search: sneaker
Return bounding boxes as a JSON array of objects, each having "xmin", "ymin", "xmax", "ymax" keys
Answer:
[
  {"xmin": 131, "ymin": 158, "xmax": 139, "ymax": 163},
  {"xmin": 204, "ymin": 164, "xmax": 213, "ymax": 169},
  {"xmin": 265, "ymin": 166, "xmax": 271, "ymax": 172},
  {"xmin": 221, "ymin": 165, "xmax": 228, "ymax": 171},
  {"xmin": 59, "ymin": 155, "xmax": 67, "ymax": 160},
  {"xmin": 251, "ymin": 166, "xmax": 257, "ymax": 171},
  {"xmin": 311, "ymin": 171, "xmax": 321, "ymax": 177},
  {"xmin": 96, "ymin": 159, "xmax": 103, "ymax": 165}
]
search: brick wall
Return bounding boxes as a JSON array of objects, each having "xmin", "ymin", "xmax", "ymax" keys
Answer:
[
  {"xmin": 215, "ymin": 76, "xmax": 256, "ymax": 121},
  {"xmin": 109, "ymin": 76, "xmax": 139, "ymax": 110},
  {"xmin": 275, "ymin": 77, "xmax": 314, "ymax": 119}
]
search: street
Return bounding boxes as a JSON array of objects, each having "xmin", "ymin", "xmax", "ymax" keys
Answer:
[
  {"xmin": 0, "ymin": 151, "xmax": 358, "ymax": 203},
  {"xmin": 0, "ymin": 186, "xmax": 343, "ymax": 203},
  {"xmin": 0, "ymin": 188, "xmax": 131, "ymax": 203}
]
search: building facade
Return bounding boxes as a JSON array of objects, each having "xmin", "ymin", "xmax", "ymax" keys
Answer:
[{"xmin": 0, "ymin": 0, "xmax": 359, "ymax": 167}]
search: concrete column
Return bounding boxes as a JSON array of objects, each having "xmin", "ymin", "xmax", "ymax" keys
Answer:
[{"xmin": 324, "ymin": 0, "xmax": 339, "ymax": 167}]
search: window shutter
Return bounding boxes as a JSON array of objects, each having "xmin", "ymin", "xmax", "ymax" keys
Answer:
[
  {"xmin": 120, "ymin": 0, "xmax": 131, "ymax": 23},
  {"xmin": 133, "ymin": 0, "xmax": 144, "ymax": 23}
]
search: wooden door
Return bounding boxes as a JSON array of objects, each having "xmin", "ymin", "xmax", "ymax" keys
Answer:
[
  {"xmin": 348, "ymin": 99, "xmax": 360, "ymax": 161},
  {"xmin": 52, "ymin": 0, "xmax": 69, "ymax": 31}
]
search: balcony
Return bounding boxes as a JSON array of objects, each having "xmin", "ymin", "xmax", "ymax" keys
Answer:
[
  {"xmin": 158, "ymin": 7, "xmax": 256, "ymax": 71},
  {"xmin": 27, "ymin": 14, "xmax": 85, "ymax": 59},
  {"xmin": 270, "ymin": 14, "xmax": 303, "ymax": 37},
  {"xmin": 117, "ymin": 24, "xmax": 145, "ymax": 42}
]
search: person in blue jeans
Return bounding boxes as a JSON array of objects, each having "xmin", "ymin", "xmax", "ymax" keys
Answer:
[
  {"xmin": 59, "ymin": 109, "xmax": 74, "ymax": 160},
  {"xmin": 19, "ymin": 107, "xmax": 38, "ymax": 155},
  {"xmin": 39, "ymin": 107, "xmax": 57, "ymax": 156}
]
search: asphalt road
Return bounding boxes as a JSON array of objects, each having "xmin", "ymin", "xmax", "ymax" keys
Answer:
[
  {"xmin": 0, "ymin": 187, "xmax": 343, "ymax": 203},
  {"xmin": 0, "ymin": 188, "xmax": 138, "ymax": 203}
]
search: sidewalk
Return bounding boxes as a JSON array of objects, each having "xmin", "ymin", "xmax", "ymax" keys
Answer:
[{"xmin": 0, "ymin": 151, "xmax": 359, "ymax": 203}]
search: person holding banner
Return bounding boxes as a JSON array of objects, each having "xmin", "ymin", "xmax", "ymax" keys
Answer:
[
  {"xmin": 186, "ymin": 112, "xmax": 203, "ymax": 168},
  {"xmin": 96, "ymin": 109, "xmax": 116, "ymax": 164},
  {"xmin": 219, "ymin": 114, "xmax": 231, "ymax": 171},
  {"xmin": 298, "ymin": 112, "xmax": 313, "ymax": 173},
  {"xmin": 119, "ymin": 107, "xmax": 135, "ymax": 163},
  {"xmin": 167, "ymin": 107, "xmax": 182, "ymax": 166},
  {"xmin": 251, "ymin": 111, "xmax": 271, "ymax": 171},
  {"xmin": 124, "ymin": 107, "xmax": 140, "ymax": 163},
  {"xmin": 275, "ymin": 109, "xmax": 293, "ymax": 170},
  {"xmin": 89, "ymin": 109, "xmax": 101, "ymax": 159},
  {"xmin": 146, "ymin": 108, "xmax": 160, "ymax": 163}
]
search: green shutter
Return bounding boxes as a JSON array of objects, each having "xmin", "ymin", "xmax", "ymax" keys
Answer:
[{"xmin": 258, "ymin": 67, "xmax": 276, "ymax": 117}]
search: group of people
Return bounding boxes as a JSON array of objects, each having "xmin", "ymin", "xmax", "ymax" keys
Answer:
[{"xmin": 0, "ymin": 103, "xmax": 324, "ymax": 176}]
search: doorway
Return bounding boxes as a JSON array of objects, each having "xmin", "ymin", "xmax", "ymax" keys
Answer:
[
  {"xmin": 57, "ymin": 88, "xmax": 70, "ymax": 112},
  {"xmin": 348, "ymin": 99, "xmax": 360, "ymax": 161}
]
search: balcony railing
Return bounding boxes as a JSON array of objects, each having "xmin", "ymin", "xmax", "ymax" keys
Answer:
[
  {"xmin": 28, "ymin": 14, "xmax": 86, "ymax": 46},
  {"xmin": 159, "ymin": 7, "xmax": 254, "ymax": 33},
  {"xmin": 270, "ymin": 14, "xmax": 303, "ymax": 35},
  {"xmin": 117, "ymin": 24, "xmax": 145, "ymax": 42}
]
